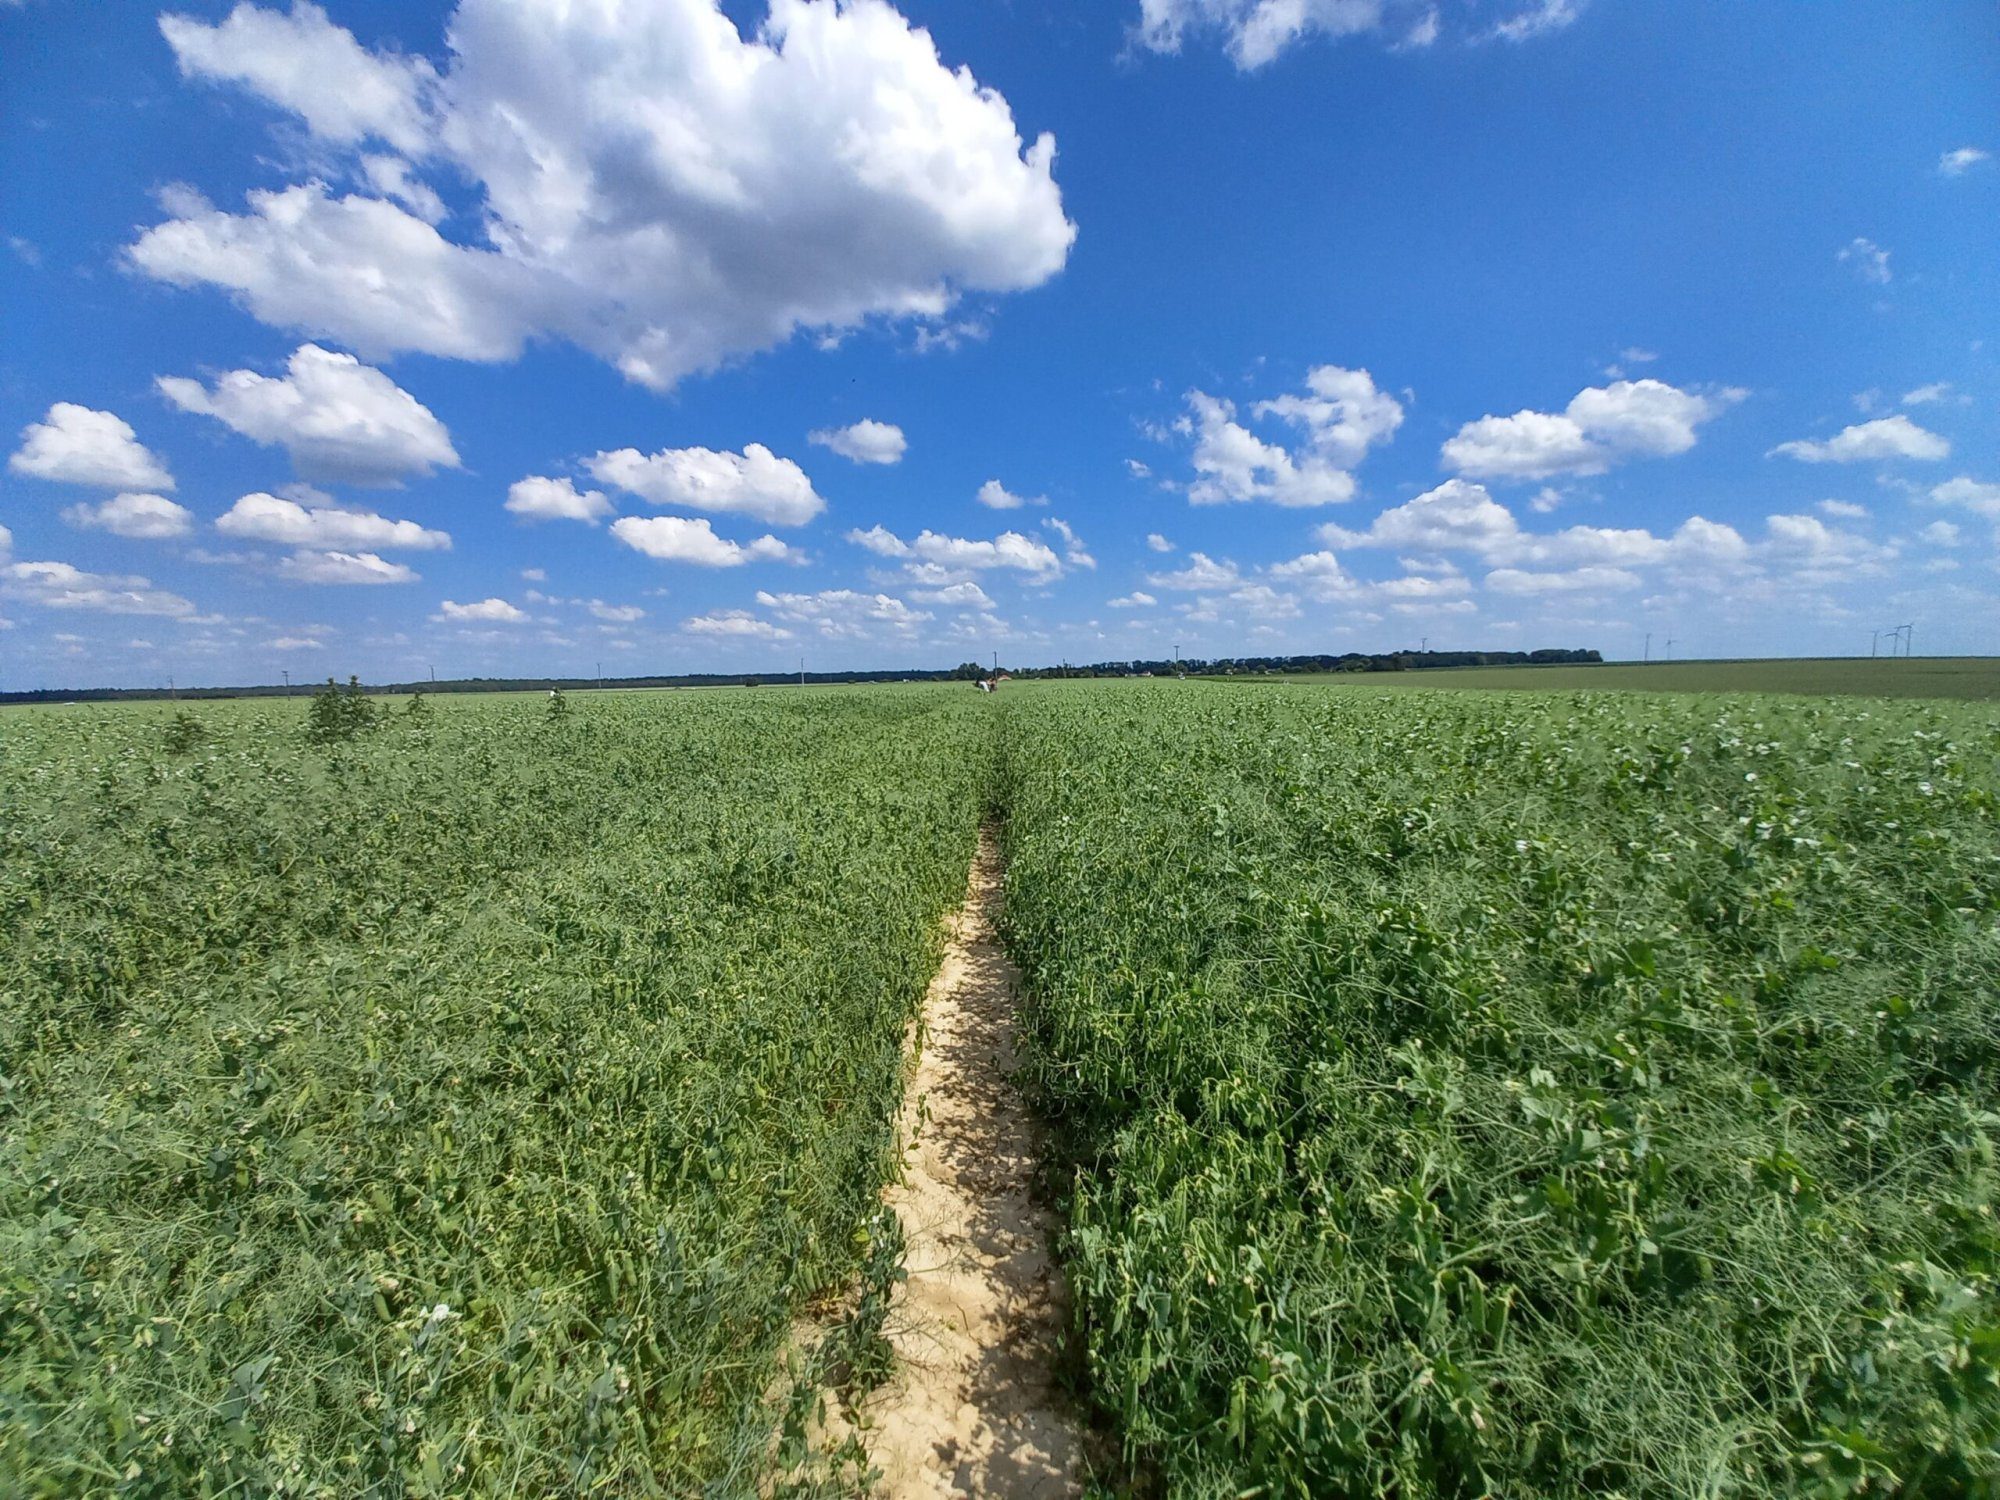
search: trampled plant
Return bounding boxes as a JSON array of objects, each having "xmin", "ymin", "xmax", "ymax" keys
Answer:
[
  {"xmin": 0, "ymin": 688, "xmax": 989, "ymax": 1495},
  {"xmin": 997, "ymin": 683, "xmax": 2000, "ymax": 1498}
]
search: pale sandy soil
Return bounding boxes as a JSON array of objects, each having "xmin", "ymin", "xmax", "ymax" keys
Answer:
[{"xmin": 843, "ymin": 825, "xmax": 1085, "ymax": 1498}]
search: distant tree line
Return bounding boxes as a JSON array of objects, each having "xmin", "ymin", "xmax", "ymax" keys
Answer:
[{"xmin": 0, "ymin": 648, "xmax": 1602, "ymax": 704}]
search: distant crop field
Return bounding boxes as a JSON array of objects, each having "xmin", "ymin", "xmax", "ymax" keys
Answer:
[
  {"xmin": 1000, "ymin": 681, "xmax": 2000, "ymax": 1496},
  {"xmin": 1210, "ymin": 656, "xmax": 2000, "ymax": 700},
  {"xmin": 1, "ymin": 686, "xmax": 987, "ymax": 1495}
]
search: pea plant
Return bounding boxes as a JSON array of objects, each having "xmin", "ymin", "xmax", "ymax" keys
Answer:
[{"xmin": 998, "ymin": 682, "xmax": 2000, "ymax": 1499}]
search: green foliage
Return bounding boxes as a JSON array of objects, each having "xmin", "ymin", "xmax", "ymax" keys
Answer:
[
  {"xmin": 159, "ymin": 710, "xmax": 207, "ymax": 756},
  {"xmin": 998, "ymin": 684, "xmax": 2000, "ymax": 1498},
  {"xmin": 303, "ymin": 675, "xmax": 380, "ymax": 746},
  {"xmin": 0, "ymin": 688, "xmax": 986, "ymax": 1496}
]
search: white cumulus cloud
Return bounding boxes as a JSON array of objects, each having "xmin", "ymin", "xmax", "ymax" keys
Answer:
[
  {"xmin": 1939, "ymin": 146, "xmax": 1991, "ymax": 177},
  {"xmin": 1, "ymin": 559, "xmax": 199, "ymax": 616},
  {"xmin": 588, "ymin": 444, "xmax": 823, "ymax": 526},
  {"xmin": 1130, "ymin": 0, "xmax": 1584, "ymax": 69},
  {"xmin": 277, "ymin": 549, "xmax": 420, "ymax": 584},
  {"xmin": 684, "ymin": 608, "xmax": 792, "ymax": 639},
  {"xmin": 157, "ymin": 343, "xmax": 458, "ymax": 485},
  {"xmin": 434, "ymin": 596, "xmax": 528, "ymax": 622},
  {"xmin": 1146, "ymin": 551, "xmax": 1242, "ymax": 590},
  {"xmin": 809, "ymin": 419, "xmax": 907, "ymax": 465},
  {"xmin": 217, "ymin": 492, "xmax": 452, "ymax": 550},
  {"xmin": 756, "ymin": 588, "xmax": 930, "ymax": 637},
  {"xmin": 611, "ymin": 515, "xmax": 800, "ymax": 566},
  {"xmin": 10, "ymin": 403, "xmax": 175, "ymax": 490},
  {"xmin": 138, "ymin": 0, "xmax": 1074, "ymax": 391},
  {"xmin": 976, "ymin": 478, "xmax": 1046, "ymax": 509},
  {"xmin": 847, "ymin": 523, "xmax": 1064, "ymax": 579},
  {"xmin": 1441, "ymin": 379, "xmax": 1733, "ymax": 481},
  {"xmin": 1181, "ymin": 366, "xmax": 1402, "ymax": 506},
  {"xmin": 1769, "ymin": 416, "xmax": 1949, "ymax": 464},
  {"xmin": 506, "ymin": 475, "xmax": 613, "ymax": 524},
  {"xmin": 1838, "ymin": 237, "xmax": 1892, "ymax": 285},
  {"xmin": 61, "ymin": 493, "xmax": 195, "ymax": 540}
]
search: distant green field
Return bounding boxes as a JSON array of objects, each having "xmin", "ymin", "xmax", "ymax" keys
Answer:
[{"xmin": 1210, "ymin": 657, "xmax": 2000, "ymax": 701}]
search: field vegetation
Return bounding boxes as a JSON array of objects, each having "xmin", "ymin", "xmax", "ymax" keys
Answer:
[
  {"xmin": 999, "ymin": 683, "xmax": 2000, "ymax": 1496},
  {"xmin": 1, "ymin": 688, "xmax": 987, "ymax": 1494},
  {"xmin": 7, "ymin": 677, "xmax": 1999, "ymax": 1497}
]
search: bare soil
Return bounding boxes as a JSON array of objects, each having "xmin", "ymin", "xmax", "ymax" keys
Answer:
[{"xmin": 846, "ymin": 825, "xmax": 1084, "ymax": 1497}]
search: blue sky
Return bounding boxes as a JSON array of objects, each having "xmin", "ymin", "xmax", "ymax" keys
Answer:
[{"xmin": 1, "ymin": 0, "xmax": 1994, "ymax": 687}]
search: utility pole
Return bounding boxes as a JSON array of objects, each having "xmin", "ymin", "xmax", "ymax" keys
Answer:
[
  {"xmin": 282, "ymin": 668, "xmax": 291, "ymax": 697},
  {"xmin": 167, "ymin": 676, "xmax": 176, "ymax": 700}
]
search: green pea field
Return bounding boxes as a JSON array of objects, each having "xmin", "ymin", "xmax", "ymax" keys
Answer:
[{"xmin": 5, "ymin": 677, "xmax": 1998, "ymax": 1497}]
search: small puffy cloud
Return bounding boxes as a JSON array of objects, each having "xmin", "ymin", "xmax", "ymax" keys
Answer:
[
  {"xmin": 684, "ymin": 609, "xmax": 792, "ymax": 640},
  {"xmin": 277, "ymin": 549, "xmax": 419, "ymax": 584},
  {"xmin": 1442, "ymin": 379, "xmax": 1732, "ymax": 481},
  {"xmin": 610, "ymin": 515, "xmax": 800, "ymax": 566},
  {"xmin": 1146, "ymin": 532, "xmax": 1176, "ymax": 553},
  {"xmin": 506, "ymin": 475, "xmax": 613, "ymax": 524},
  {"xmin": 977, "ymin": 478, "xmax": 1046, "ymax": 509},
  {"xmin": 1, "ymin": 559, "xmax": 199, "ymax": 616},
  {"xmin": 1180, "ymin": 366, "xmax": 1402, "ymax": 506},
  {"xmin": 217, "ymin": 491, "xmax": 451, "ymax": 549},
  {"xmin": 1131, "ymin": 0, "xmax": 1583, "ymax": 69},
  {"xmin": 1762, "ymin": 513, "xmax": 1895, "ymax": 575},
  {"xmin": 140, "ymin": 0, "xmax": 1073, "ymax": 390},
  {"xmin": 756, "ymin": 588, "xmax": 930, "ymax": 637},
  {"xmin": 809, "ymin": 420, "xmax": 906, "ymax": 466},
  {"xmin": 1044, "ymin": 516, "xmax": 1095, "ymax": 568},
  {"xmin": 1816, "ymin": 499, "xmax": 1869, "ymax": 520},
  {"xmin": 10, "ymin": 403, "xmax": 174, "ymax": 490},
  {"xmin": 1901, "ymin": 382, "xmax": 1952, "ymax": 406},
  {"xmin": 587, "ymin": 600, "xmax": 645, "ymax": 623},
  {"xmin": 1769, "ymin": 415, "xmax": 1949, "ymax": 464},
  {"xmin": 1486, "ymin": 565, "xmax": 1641, "ymax": 595},
  {"xmin": 1919, "ymin": 521, "xmax": 1961, "ymax": 547},
  {"xmin": 1939, "ymin": 146, "xmax": 1990, "ymax": 178},
  {"xmin": 1488, "ymin": 0, "xmax": 1583, "ymax": 42},
  {"xmin": 847, "ymin": 524, "xmax": 1063, "ymax": 579},
  {"xmin": 1146, "ymin": 551, "xmax": 1241, "ymax": 590},
  {"xmin": 1109, "ymin": 591, "xmax": 1157, "ymax": 608},
  {"xmin": 159, "ymin": 1, "xmax": 436, "ymax": 155},
  {"xmin": 1317, "ymin": 479, "xmax": 1753, "ymax": 579},
  {"xmin": 269, "ymin": 635, "xmax": 326, "ymax": 650},
  {"xmin": 520, "ymin": 567, "xmax": 546, "ymax": 581},
  {"xmin": 910, "ymin": 581, "xmax": 995, "ymax": 609},
  {"xmin": 157, "ymin": 344, "xmax": 457, "ymax": 485},
  {"xmin": 1126, "ymin": 459, "xmax": 1152, "ymax": 480},
  {"xmin": 1838, "ymin": 237, "xmax": 1892, "ymax": 285},
  {"xmin": 588, "ymin": 444, "xmax": 823, "ymax": 526},
  {"xmin": 62, "ymin": 492, "xmax": 195, "ymax": 539},
  {"xmin": 434, "ymin": 597, "xmax": 528, "ymax": 622},
  {"xmin": 1927, "ymin": 477, "xmax": 2000, "ymax": 517},
  {"xmin": 360, "ymin": 154, "xmax": 446, "ymax": 223}
]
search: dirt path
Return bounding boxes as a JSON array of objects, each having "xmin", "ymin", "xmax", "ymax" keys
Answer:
[{"xmin": 853, "ymin": 825, "xmax": 1084, "ymax": 1497}]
